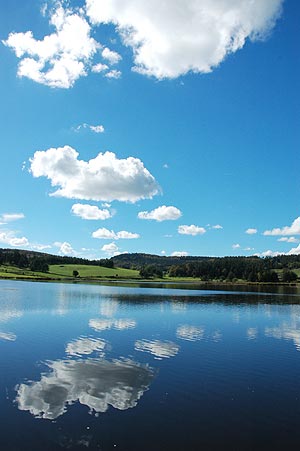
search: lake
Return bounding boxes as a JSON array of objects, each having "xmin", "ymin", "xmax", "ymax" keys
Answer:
[{"xmin": 1, "ymin": 280, "xmax": 300, "ymax": 450}]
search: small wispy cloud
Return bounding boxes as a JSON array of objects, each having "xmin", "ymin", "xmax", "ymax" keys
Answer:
[
  {"xmin": 178, "ymin": 225, "xmax": 206, "ymax": 236},
  {"xmin": 0, "ymin": 213, "xmax": 25, "ymax": 223},
  {"xmin": 105, "ymin": 69, "xmax": 121, "ymax": 79},
  {"xmin": 71, "ymin": 203, "xmax": 112, "ymax": 220},
  {"xmin": 138, "ymin": 205, "xmax": 182, "ymax": 222},
  {"xmin": 278, "ymin": 237, "xmax": 299, "ymax": 243},
  {"xmin": 101, "ymin": 242, "xmax": 122, "ymax": 256},
  {"xmin": 245, "ymin": 228, "xmax": 257, "ymax": 235},
  {"xmin": 171, "ymin": 251, "xmax": 188, "ymax": 257},
  {"xmin": 0, "ymin": 230, "xmax": 29, "ymax": 247},
  {"xmin": 54, "ymin": 241, "xmax": 77, "ymax": 256},
  {"xmin": 92, "ymin": 63, "xmax": 109, "ymax": 73},
  {"xmin": 74, "ymin": 123, "xmax": 105, "ymax": 133},
  {"xmin": 102, "ymin": 47, "xmax": 122, "ymax": 65},
  {"xmin": 92, "ymin": 227, "xmax": 140, "ymax": 240}
]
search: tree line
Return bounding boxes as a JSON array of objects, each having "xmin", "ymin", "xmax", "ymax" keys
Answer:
[
  {"xmin": 139, "ymin": 256, "xmax": 299, "ymax": 282},
  {"xmin": 0, "ymin": 248, "xmax": 114, "ymax": 273}
]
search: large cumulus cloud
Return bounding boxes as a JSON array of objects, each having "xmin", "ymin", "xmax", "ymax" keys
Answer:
[
  {"xmin": 86, "ymin": 0, "xmax": 283, "ymax": 79},
  {"xmin": 29, "ymin": 146, "xmax": 160, "ymax": 202}
]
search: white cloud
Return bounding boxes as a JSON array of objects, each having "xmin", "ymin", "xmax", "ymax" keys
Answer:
[
  {"xmin": 95, "ymin": 229, "xmax": 115, "ymax": 240},
  {"xmin": 93, "ymin": 227, "xmax": 139, "ymax": 240},
  {"xmin": 54, "ymin": 241, "xmax": 76, "ymax": 255},
  {"xmin": 31, "ymin": 243, "xmax": 52, "ymax": 251},
  {"xmin": 16, "ymin": 358, "xmax": 153, "ymax": 419},
  {"xmin": 3, "ymin": 6, "xmax": 100, "ymax": 88},
  {"xmin": 86, "ymin": 0, "xmax": 283, "ymax": 79},
  {"xmin": 178, "ymin": 225, "xmax": 206, "ymax": 236},
  {"xmin": 278, "ymin": 237, "xmax": 299, "ymax": 243},
  {"xmin": 232, "ymin": 243, "xmax": 240, "ymax": 249},
  {"xmin": 101, "ymin": 242, "xmax": 119, "ymax": 256},
  {"xmin": 105, "ymin": 69, "xmax": 121, "ymax": 79},
  {"xmin": 287, "ymin": 244, "xmax": 300, "ymax": 256},
  {"xmin": 264, "ymin": 217, "xmax": 300, "ymax": 236},
  {"xmin": 71, "ymin": 203, "xmax": 112, "ymax": 220},
  {"xmin": 0, "ymin": 231, "xmax": 29, "ymax": 248},
  {"xmin": 76, "ymin": 123, "xmax": 105, "ymax": 133},
  {"xmin": 253, "ymin": 249, "xmax": 283, "ymax": 257},
  {"xmin": 117, "ymin": 230, "xmax": 139, "ymax": 239},
  {"xmin": 102, "ymin": 47, "xmax": 122, "ymax": 64},
  {"xmin": 92, "ymin": 63, "xmax": 109, "ymax": 73},
  {"xmin": 212, "ymin": 224, "xmax": 223, "ymax": 230},
  {"xmin": 171, "ymin": 251, "xmax": 188, "ymax": 257},
  {"xmin": 5, "ymin": 1, "xmax": 282, "ymax": 88},
  {"xmin": 138, "ymin": 205, "xmax": 182, "ymax": 222},
  {"xmin": 0, "ymin": 213, "xmax": 25, "ymax": 223},
  {"xmin": 89, "ymin": 318, "xmax": 136, "ymax": 331},
  {"xmin": 29, "ymin": 146, "xmax": 160, "ymax": 203},
  {"xmin": 176, "ymin": 325, "xmax": 204, "ymax": 342},
  {"xmin": 245, "ymin": 228, "xmax": 257, "ymax": 234},
  {"xmin": 135, "ymin": 339, "xmax": 179, "ymax": 359},
  {"xmin": 90, "ymin": 124, "xmax": 105, "ymax": 133}
]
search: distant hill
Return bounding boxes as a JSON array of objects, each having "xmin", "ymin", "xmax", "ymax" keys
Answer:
[
  {"xmin": 111, "ymin": 252, "xmax": 300, "ymax": 283},
  {"xmin": 111, "ymin": 252, "xmax": 245, "ymax": 270},
  {"xmin": 0, "ymin": 248, "xmax": 113, "ymax": 268}
]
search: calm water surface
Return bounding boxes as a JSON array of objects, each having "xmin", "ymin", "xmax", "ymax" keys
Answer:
[{"xmin": 1, "ymin": 280, "xmax": 300, "ymax": 450}]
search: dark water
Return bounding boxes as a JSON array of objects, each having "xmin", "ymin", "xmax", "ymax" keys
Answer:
[{"xmin": 1, "ymin": 280, "xmax": 300, "ymax": 450}]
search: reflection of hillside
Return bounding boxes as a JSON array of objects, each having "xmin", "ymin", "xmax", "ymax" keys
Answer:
[
  {"xmin": 89, "ymin": 318, "xmax": 136, "ymax": 331},
  {"xmin": 135, "ymin": 339, "xmax": 179, "ymax": 359},
  {"xmin": 16, "ymin": 358, "xmax": 154, "ymax": 420}
]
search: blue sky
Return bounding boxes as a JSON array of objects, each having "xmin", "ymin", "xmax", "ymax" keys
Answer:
[{"xmin": 0, "ymin": 0, "xmax": 299, "ymax": 259}]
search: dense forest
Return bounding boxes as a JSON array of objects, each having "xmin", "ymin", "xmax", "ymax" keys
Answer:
[{"xmin": 112, "ymin": 253, "xmax": 300, "ymax": 282}]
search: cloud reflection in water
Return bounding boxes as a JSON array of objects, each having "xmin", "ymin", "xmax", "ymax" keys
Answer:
[
  {"xmin": 66, "ymin": 336, "xmax": 107, "ymax": 357},
  {"xmin": 135, "ymin": 339, "xmax": 179, "ymax": 359},
  {"xmin": 16, "ymin": 358, "xmax": 154, "ymax": 420},
  {"xmin": 89, "ymin": 318, "xmax": 136, "ymax": 331},
  {"xmin": 0, "ymin": 331, "xmax": 16, "ymax": 341},
  {"xmin": 176, "ymin": 325, "xmax": 205, "ymax": 342}
]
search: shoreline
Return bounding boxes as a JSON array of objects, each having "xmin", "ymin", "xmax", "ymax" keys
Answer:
[{"xmin": 0, "ymin": 274, "xmax": 299, "ymax": 289}]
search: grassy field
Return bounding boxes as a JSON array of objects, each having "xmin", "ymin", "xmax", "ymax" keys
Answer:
[
  {"xmin": 49, "ymin": 264, "xmax": 139, "ymax": 279},
  {"xmin": 0, "ymin": 264, "xmax": 139, "ymax": 280},
  {"xmin": 0, "ymin": 264, "xmax": 299, "ymax": 284}
]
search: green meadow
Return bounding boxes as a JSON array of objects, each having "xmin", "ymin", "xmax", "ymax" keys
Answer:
[{"xmin": 0, "ymin": 264, "xmax": 139, "ymax": 280}]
